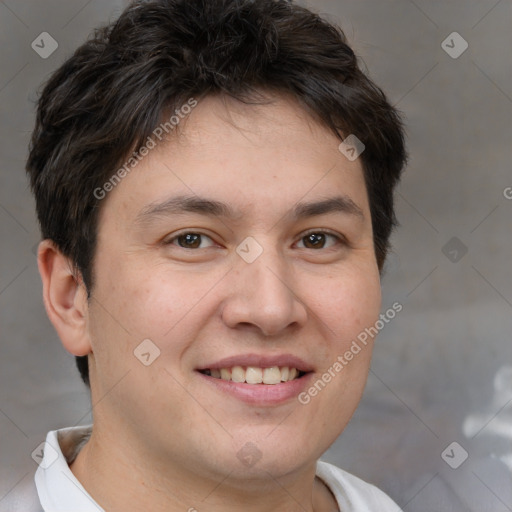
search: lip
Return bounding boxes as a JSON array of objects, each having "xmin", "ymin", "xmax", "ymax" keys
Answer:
[
  {"xmin": 196, "ymin": 353, "xmax": 314, "ymax": 373},
  {"xmin": 196, "ymin": 370, "xmax": 314, "ymax": 406}
]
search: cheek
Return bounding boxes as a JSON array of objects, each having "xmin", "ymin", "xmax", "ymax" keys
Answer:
[
  {"xmin": 310, "ymin": 263, "xmax": 382, "ymax": 348},
  {"xmin": 291, "ymin": 265, "xmax": 381, "ymax": 453},
  {"xmin": 95, "ymin": 256, "xmax": 197, "ymax": 340}
]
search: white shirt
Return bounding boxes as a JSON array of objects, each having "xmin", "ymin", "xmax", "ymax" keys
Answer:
[{"xmin": 25, "ymin": 425, "xmax": 400, "ymax": 511}]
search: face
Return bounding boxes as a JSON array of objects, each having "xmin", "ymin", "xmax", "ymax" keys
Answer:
[{"xmin": 86, "ymin": 94, "xmax": 381, "ymax": 485}]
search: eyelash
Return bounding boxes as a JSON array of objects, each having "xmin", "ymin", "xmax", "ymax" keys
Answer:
[
  {"xmin": 298, "ymin": 229, "xmax": 347, "ymax": 248},
  {"xmin": 163, "ymin": 229, "xmax": 346, "ymax": 250}
]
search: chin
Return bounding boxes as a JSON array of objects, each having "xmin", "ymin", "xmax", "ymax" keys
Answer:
[
  {"xmin": 223, "ymin": 431, "xmax": 321, "ymax": 482},
  {"xmin": 222, "ymin": 452, "xmax": 316, "ymax": 491}
]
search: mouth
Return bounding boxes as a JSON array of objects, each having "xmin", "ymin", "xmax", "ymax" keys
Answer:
[
  {"xmin": 198, "ymin": 366, "xmax": 308, "ymax": 385},
  {"xmin": 195, "ymin": 354, "xmax": 314, "ymax": 404}
]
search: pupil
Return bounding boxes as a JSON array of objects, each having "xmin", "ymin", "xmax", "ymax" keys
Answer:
[
  {"xmin": 180, "ymin": 233, "xmax": 200, "ymax": 248},
  {"xmin": 305, "ymin": 233, "xmax": 324, "ymax": 248}
]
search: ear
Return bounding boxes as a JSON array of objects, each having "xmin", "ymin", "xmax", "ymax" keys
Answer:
[{"xmin": 37, "ymin": 240, "xmax": 92, "ymax": 357}]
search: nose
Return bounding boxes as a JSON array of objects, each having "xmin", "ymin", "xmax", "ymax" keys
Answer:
[{"xmin": 221, "ymin": 245, "xmax": 308, "ymax": 337}]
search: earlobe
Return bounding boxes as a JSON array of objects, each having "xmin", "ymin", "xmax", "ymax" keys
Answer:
[{"xmin": 37, "ymin": 240, "xmax": 92, "ymax": 357}]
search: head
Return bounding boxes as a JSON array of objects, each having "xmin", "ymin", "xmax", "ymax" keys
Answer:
[{"xmin": 27, "ymin": 0, "xmax": 406, "ymax": 484}]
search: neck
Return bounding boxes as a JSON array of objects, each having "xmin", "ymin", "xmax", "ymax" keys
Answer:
[{"xmin": 69, "ymin": 426, "xmax": 337, "ymax": 512}]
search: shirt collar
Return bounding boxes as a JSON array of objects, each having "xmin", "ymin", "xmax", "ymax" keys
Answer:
[
  {"xmin": 34, "ymin": 424, "xmax": 104, "ymax": 512},
  {"xmin": 34, "ymin": 425, "xmax": 359, "ymax": 512}
]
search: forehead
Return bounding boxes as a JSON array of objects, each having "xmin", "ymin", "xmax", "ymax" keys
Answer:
[{"xmin": 100, "ymin": 94, "xmax": 370, "ymax": 227}]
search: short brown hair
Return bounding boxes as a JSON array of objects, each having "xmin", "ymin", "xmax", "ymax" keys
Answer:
[{"xmin": 26, "ymin": 0, "xmax": 407, "ymax": 388}]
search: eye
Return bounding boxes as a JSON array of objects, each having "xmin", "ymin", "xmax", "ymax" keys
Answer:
[
  {"xmin": 296, "ymin": 230, "xmax": 345, "ymax": 250},
  {"xmin": 164, "ymin": 232, "xmax": 216, "ymax": 249}
]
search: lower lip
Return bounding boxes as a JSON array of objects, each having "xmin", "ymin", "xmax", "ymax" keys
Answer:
[{"xmin": 196, "ymin": 371, "xmax": 313, "ymax": 406}]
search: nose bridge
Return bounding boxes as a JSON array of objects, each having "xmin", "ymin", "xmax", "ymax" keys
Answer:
[{"xmin": 222, "ymin": 240, "xmax": 307, "ymax": 336}]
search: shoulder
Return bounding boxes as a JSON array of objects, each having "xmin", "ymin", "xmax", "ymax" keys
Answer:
[{"xmin": 316, "ymin": 460, "xmax": 400, "ymax": 512}]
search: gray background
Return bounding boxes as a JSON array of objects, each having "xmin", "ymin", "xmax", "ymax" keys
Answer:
[{"xmin": 1, "ymin": 1, "xmax": 511, "ymax": 510}]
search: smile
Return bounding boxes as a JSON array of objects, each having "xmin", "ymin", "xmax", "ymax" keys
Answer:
[{"xmin": 199, "ymin": 366, "xmax": 305, "ymax": 385}]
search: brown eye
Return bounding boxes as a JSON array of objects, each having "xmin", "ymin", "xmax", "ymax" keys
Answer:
[
  {"xmin": 296, "ymin": 231, "xmax": 343, "ymax": 250},
  {"xmin": 165, "ymin": 232, "xmax": 215, "ymax": 249}
]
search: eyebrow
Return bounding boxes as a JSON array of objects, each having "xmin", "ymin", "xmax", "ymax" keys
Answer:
[{"xmin": 135, "ymin": 194, "xmax": 365, "ymax": 226}]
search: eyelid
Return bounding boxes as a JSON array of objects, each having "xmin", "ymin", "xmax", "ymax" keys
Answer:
[
  {"xmin": 295, "ymin": 228, "xmax": 347, "ymax": 248},
  {"xmin": 299, "ymin": 228, "xmax": 345, "ymax": 240},
  {"xmin": 163, "ymin": 230, "xmax": 218, "ymax": 248}
]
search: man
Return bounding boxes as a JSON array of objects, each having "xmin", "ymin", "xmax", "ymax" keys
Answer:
[{"xmin": 24, "ymin": 0, "xmax": 407, "ymax": 510}]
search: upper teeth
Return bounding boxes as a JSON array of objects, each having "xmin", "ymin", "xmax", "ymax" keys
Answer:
[{"xmin": 205, "ymin": 366, "xmax": 300, "ymax": 384}]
